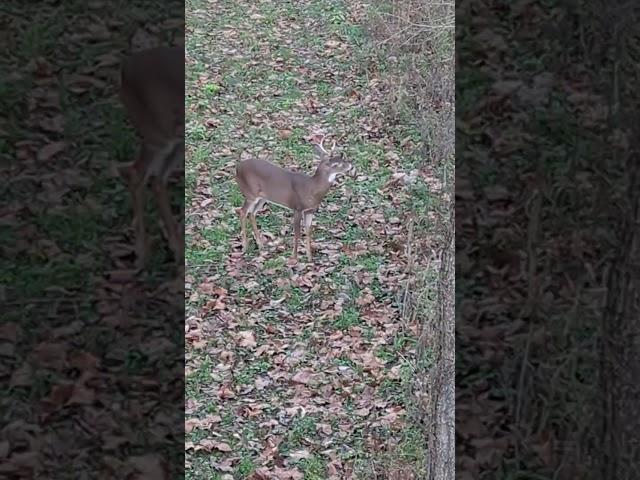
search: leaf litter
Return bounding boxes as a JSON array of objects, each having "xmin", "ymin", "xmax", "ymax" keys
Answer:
[
  {"xmin": 1, "ymin": 1, "xmax": 184, "ymax": 478},
  {"xmin": 185, "ymin": 0, "xmax": 436, "ymax": 478}
]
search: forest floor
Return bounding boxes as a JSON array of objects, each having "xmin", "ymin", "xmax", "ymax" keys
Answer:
[{"xmin": 185, "ymin": 0, "xmax": 447, "ymax": 478}]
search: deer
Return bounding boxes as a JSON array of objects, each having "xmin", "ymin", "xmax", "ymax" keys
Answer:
[
  {"xmin": 235, "ymin": 138, "xmax": 354, "ymax": 263},
  {"xmin": 117, "ymin": 45, "xmax": 185, "ymax": 270}
]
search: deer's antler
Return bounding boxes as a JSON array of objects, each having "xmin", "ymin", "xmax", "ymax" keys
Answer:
[
  {"xmin": 318, "ymin": 135, "xmax": 336, "ymax": 154},
  {"xmin": 318, "ymin": 135, "xmax": 328, "ymax": 155}
]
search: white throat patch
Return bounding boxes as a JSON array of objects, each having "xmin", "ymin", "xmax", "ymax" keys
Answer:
[{"xmin": 328, "ymin": 173, "xmax": 338, "ymax": 183}]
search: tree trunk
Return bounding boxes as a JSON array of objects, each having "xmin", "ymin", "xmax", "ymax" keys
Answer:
[{"xmin": 425, "ymin": 202, "xmax": 455, "ymax": 480}]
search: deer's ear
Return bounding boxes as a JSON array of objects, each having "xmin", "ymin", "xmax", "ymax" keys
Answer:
[{"xmin": 313, "ymin": 144, "xmax": 327, "ymax": 159}]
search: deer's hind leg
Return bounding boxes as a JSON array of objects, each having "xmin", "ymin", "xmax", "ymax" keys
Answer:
[
  {"xmin": 237, "ymin": 197, "xmax": 260, "ymax": 252},
  {"xmin": 118, "ymin": 156, "xmax": 148, "ymax": 270},
  {"xmin": 152, "ymin": 140, "xmax": 184, "ymax": 263},
  {"xmin": 303, "ymin": 212, "xmax": 314, "ymax": 262}
]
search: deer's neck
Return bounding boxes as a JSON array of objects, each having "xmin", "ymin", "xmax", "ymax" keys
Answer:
[{"xmin": 308, "ymin": 169, "xmax": 334, "ymax": 202}]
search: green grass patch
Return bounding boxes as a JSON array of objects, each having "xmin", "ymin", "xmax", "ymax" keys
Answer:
[{"xmin": 334, "ymin": 307, "xmax": 361, "ymax": 330}]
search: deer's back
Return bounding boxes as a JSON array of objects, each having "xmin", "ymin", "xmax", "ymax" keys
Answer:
[
  {"xmin": 236, "ymin": 158, "xmax": 312, "ymax": 210},
  {"xmin": 120, "ymin": 46, "xmax": 184, "ymax": 144}
]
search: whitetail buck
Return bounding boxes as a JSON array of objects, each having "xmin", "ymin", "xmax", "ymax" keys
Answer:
[
  {"xmin": 235, "ymin": 138, "xmax": 353, "ymax": 262},
  {"xmin": 118, "ymin": 46, "xmax": 184, "ymax": 269}
]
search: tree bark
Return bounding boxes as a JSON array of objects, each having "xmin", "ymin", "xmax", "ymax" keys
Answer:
[{"xmin": 426, "ymin": 201, "xmax": 455, "ymax": 480}]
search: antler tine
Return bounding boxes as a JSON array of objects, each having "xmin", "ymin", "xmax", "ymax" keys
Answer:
[
  {"xmin": 331, "ymin": 139, "xmax": 336, "ymax": 151},
  {"xmin": 318, "ymin": 135, "xmax": 330, "ymax": 155}
]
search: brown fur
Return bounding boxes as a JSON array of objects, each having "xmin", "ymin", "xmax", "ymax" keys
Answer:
[
  {"xmin": 235, "ymin": 147, "xmax": 352, "ymax": 262},
  {"xmin": 118, "ymin": 46, "xmax": 185, "ymax": 269}
]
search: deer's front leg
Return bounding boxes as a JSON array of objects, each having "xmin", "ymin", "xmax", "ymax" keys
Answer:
[
  {"xmin": 152, "ymin": 177, "xmax": 182, "ymax": 262},
  {"xmin": 250, "ymin": 199, "xmax": 265, "ymax": 249},
  {"xmin": 304, "ymin": 212, "xmax": 314, "ymax": 262},
  {"xmin": 292, "ymin": 210, "xmax": 302, "ymax": 261},
  {"xmin": 237, "ymin": 202, "xmax": 250, "ymax": 252}
]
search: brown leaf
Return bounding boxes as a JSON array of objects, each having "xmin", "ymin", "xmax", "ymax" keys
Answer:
[
  {"xmin": 249, "ymin": 468, "xmax": 272, "ymax": 480},
  {"xmin": 356, "ymin": 289, "xmax": 375, "ymax": 307},
  {"xmin": 201, "ymin": 414, "xmax": 223, "ymax": 427},
  {"xmin": 291, "ymin": 369, "xmax": 313, "ymax": 384},
  {"xmin": 492, "ymin": 80, "xmax": 523, "ymax": 96},
  {"xmin": 316, "ymin": 423, "xmax": 332, "ymax": 435},
  {"xmin": 65, "ymin": 73, "xmax": 107, "ymax": 93},
  {"xmin": 255, "ymin": 377, "xmax": 271, "ymax": 390},
  {"xmin": 360, "ymin": 351, "xmax": 384, "ymax": 372},
  {"xmin": 31, "ymin": 342, "xmax": 67, "ymax": 370},
  {"xmin": 212, "ymin": 458, "xmax": 235, "ymax": 472},
  {"xmin": 127, "ymin": 454, "xmax": 168, "ymax": 480},
  {"xmin": 213, "ymin": 442, "xmax": 232, "ymax": 452},
  {"xmin": 37, "ymin": 141, "xmax": 66, "ymax": 161},
  {"xmin": 0, "ymin": 451, "xmax": 40, "ymax": 476},
  {"xmin": 66, "ymin": 382, "xmax": 95, "ymax": 406},
  {"xmin": 185, "ymin": 419, "xmax": 198, "ymax": 433},
  {"xmin": 44, "ymin": 383, "xmax": 74, "ymax": 408},
  {"xmin": 31, "ymin": 57, "xmax": 53, "ymax": 77},
  {"xmin": 94, "ymin": 53, "xmax": 120, "ymax": 69},
  {"xmin": 198, "ymin": 281, "xmax": 217, "ymax": 294},
  {"xmin": 188, "ymin": 439, "xmax": 233, "ymax": 453},
  {"xmin": 38, "ymin": 114, "xmax": 64, "ymax": 133},
  {"xmin": 51, "ymin": 321, "xmax": 84, "ymax": 338},
  {"xmin": 288, "ymin": 449, "xmax": 312, "ymax": 461},
  {"xmin": 0, "ymin": 440, "xmax": 9, "ymax": 459},
  {"xmin": 273, "ymin": 467, "xmax": 303, "ymax": 480},
  {"xmin": 278, "ymin": 129, "xmax": 293, "ymax": 139},
  {"xmin": 0, "ymin": 342, "xmax": 15, "ymax": 358},
  {"xmin": 69, "ymin": 351, "xmax": 99, "ymax": 371},
  {"xmin": 218, "ymin": 385, "xmax": 236, "ymax": 399},
  {"xmin": 237, "ymin": 331, "xmax": 257, "ymax": 348},
  {"xmin": 0, "ymin": 323, "xmax": 19, "ymax": 342},
  {"xmin": 102, "ymin": 434, "xmax": 128, "ymax": 450},
  {"xmin": 10, "ymin": 363, "xmax": 33, "ymax": 387},
  {"xmin": 354, "ymin": 407, "xmax": 370, "ymax": 417},
  {"xmin": 185, "ymin": 414, "xmax": 222, "ymax": 433},
  {"xmin": 193, "ymin": 440, "xmax": 215, "ymax": 452},
  {"xmin": 376, "ymin": 409, "xmax": 403, "ymax": 426},
  {"xmin": 203, "ymin": 298, "xmax": 226, "ymax": 311},
  {"xmin": 304, "ymin": 98, "xmax": 319, "ymax": 114}
]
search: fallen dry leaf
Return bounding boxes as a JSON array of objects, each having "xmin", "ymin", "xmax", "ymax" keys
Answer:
[
  {"xmin": 10, "ymin": 363, "xmax": 33, "ymax": 388},
  {"xmin": 127, "ymin": 454, "xmax": 168, "ymax": 480},
  {"xmin": 37, "ymin": 141, "xmax": 66, "ymax": 161},
  {"xmin": 185, "ymin": 419, "xmax": 199, "ymax": 433},
  {"xmin": 0, "ymin": 440, "xmax": 9, "ymax": 459},
  {"xmin": 0, "ymin": 323, "xmax": 19, "ymax": 342},
  {"xmin": 237, "ymin": 331, "xmax": 257, "ymax": 348},
  {"xmin": 291, "ymin": 369, "xmax": 313, "ymax": 385},
  {"xmin": 31, "ymin": 342, "xmax": 67, "ymax": 370},
  {"xmin": 354, "ymin": 407, "xmax": 371, "ymax": 417},
  {"xmin": 287, "ymin": 449, "xmax": 312, "ymax": 461}
]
